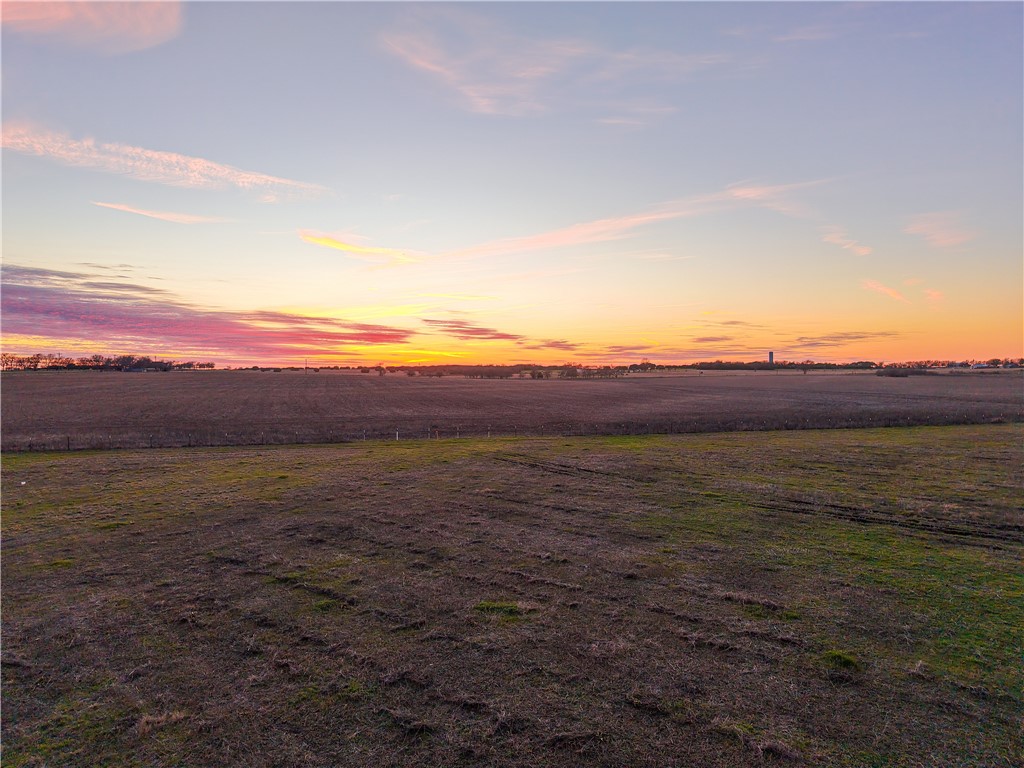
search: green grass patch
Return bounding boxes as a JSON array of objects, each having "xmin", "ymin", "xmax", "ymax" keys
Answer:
[
  {"xmin": 95, "ymin": 519, "xmax": 134, "ymax": 530},
  {"xmin": 822, "ymin": 650, "xmax": 862, "ymax": 671},
  {"xmin": 474, "ymin": 600, "xmax": 524, "ymax": 617}
]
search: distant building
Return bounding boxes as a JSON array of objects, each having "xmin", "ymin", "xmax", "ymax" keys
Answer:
[{"xmin": 768, "ymin": 351, "xmax": 774, "ymax": 365}]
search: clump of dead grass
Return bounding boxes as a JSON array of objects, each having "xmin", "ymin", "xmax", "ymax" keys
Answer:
[{"xmin": 136, "ymin": 710, "xmax": 188, "ymax": 736}]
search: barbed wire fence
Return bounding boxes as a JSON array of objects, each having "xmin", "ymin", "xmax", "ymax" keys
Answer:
[{"xmin": 2, "ymin": 409, "xmax": 1017, "ymax": 453}]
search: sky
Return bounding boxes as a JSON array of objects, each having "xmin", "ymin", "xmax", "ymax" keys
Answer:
[{"xmin": 2, "ymin": 1, "xmax": 1021, "ymax": 367}]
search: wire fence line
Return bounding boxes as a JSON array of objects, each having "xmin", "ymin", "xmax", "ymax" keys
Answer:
[{"xmin": 2, "ymin": 410, "xmax": 1017, "ymax": 453}]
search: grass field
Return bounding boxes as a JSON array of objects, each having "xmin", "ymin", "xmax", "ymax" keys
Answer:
[
  {"xmin": 3, "ymin": 424, "xmax": 1022, "ymax": 766},
  {"xmin": 2, "ymin": 369, "xmax": 1021, "ymax": 450}
]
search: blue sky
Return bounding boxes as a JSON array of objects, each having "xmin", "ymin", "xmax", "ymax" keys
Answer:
[{"xmin": 2, "ymin": 1, "xmax": 1021, "ymax": 365}]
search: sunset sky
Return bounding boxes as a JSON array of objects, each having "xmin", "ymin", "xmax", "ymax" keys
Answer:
[{"xmin": 3, "ymin": 1, "xmax": 1021, "ymax": 366}]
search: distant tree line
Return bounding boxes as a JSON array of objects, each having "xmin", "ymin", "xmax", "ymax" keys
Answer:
[
  {"xmin": 1, "ymin": 353, "xmax": 215, "ymax": 371},
  {"xmin": 5, "ymin": 353, "xmax": 1020, "ymax": 375}
]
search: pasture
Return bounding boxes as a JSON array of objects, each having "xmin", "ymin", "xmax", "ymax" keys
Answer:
[
  {"xmin": 2, "ymin": 424, "xmax": 1022, "ymax": 766},
  {"xmin": 2, "ymin": 368, "xmax": 1021, "ymax": 450}
]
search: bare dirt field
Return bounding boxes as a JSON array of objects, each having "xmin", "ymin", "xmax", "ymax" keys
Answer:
[
  {"xmin": 2, "ymin": 425, "xmax": 1022, "ymax": 767},
  {"xmin": 2, "ymin": 369, "xmax": 1021, "ymax": 450}
]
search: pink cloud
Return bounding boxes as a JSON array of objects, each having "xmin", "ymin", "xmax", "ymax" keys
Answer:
[
  {"xmin": 724, "ymin": 179, "xmax": 825, "ymax": 218},
  {"xmin": 905, "ymin": 212, "xmax": 974, "ymax": 248},
  {"xmin": 924, "ymin": 288, "xmax": 945, "ymax": 304},
  {"xmin": 862, "ymin": 279, "xmax": 911, "ymax": 303},
  {"xmin": 382, "ymin": 23, "xmax": 570, "ymax": 116},
  {"xmin": 2, "ymin": 1, "xmax": 182, "ymax": 54},
  {"xmin": 1, "ymin": 265, "xmax": 413, "ymax": 362},
  {"xmin": 92, "ymin": 201, "xmax": 230, "ymax": 225},
  {"xmin": 821, "ymin": 226, "xmax": 872, "ymax": 256},
  {"xmin": 444, "ymin": 192, "xmax": 736, "ymax": 262},
  {"xmin": 441, "ymin": 181, "xmax": 828, "ymax": 262},
  {"xmin": 2, "ymin": 122, "xmax": 325, "ymax": 198}
]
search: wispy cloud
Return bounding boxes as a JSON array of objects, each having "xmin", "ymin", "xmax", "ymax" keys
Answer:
[
  {"xmin": 716, "ymin": 319, "xmax": 768, "ymax": 329},
  {"xmin": 904, "ymin": 212, "xmax": 974, "ymax": 248},
  {"xmin": 414, "ymin": 316, "xmax": 580, "ymax": 353},
  {"xmin": 821, "ymin": 226, "xmax": 872, "ymax": 256},
  {"xmin": 923, "ymin": 288, "xmax": 945, "ymax": 304},
  {"xmin": 421, "ymin": 318, "xmax": 523, "ymax": 342},
  {"xmin": 407, "ymin": 180, "xmax": 835, "ymax": 266},
  {"xmin": 724, "ymin": 180, "xmax": 825, "ymax": 218},
  {"xmin": 382, "ymin": 15, "xmax": 584, "ymax": 116},
  {"xmin": 2, "ymin": 122, "xmax": 325, "ymax": 199},
  {"xmin": 862, "ymin": 279, "xmax": 911, "ymax": 303},
  {"xmin": 792, "ymin": 331, "xmax": 899, "ymax": 349},
  {"xmin": 383, "ymin": 9, "xmax": 728, "ymax": 117},
  {"xmin": 299, "ymin": 231, "xmax": 421, "ymax": 265},
  {"xmin": 521, "ymin": 339, "xmax": 581, "ymax": 352},
  {"xmin": 600, "ymin": 344, "xmax": 656, "ymax": 355},
  {"xmin": 92, "ymin": 201, "xmax": 230, "ymax": 225},
  {"xmin": 1, "ymin": 264, "xmax": 413, "ymax": 362},
  {"xmin": 444, "ymin": 190, "xmax": 747, "ymax": 262},
  {"xmin": 2, "ymin": 1, "xmax": 182, "ymax": 55},
  {"xmin": 693, "ymin": 336, "xmax": 733, "ymax": 343}
]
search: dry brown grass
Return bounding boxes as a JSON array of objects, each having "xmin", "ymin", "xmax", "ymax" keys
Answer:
[{"xmin": 2, "ymin": 368, "xmax": 1021, "ymax": 450}]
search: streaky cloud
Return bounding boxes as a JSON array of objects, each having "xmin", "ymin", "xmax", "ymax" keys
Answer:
[
  {"xmin": 793, "ymin": 331, "xmax": 899, "ymax": 348},
  {"xmin": 821, "ymin": 226, "xmax": 872, "ymax": 256},
  {"xmin": 383, "ymin": 8, "xmax": 729, "ymax": 117},
  {"xmin": 862, "ymin": 280, "xmax": 911, "ymax": 303},
  {"xmin": 1, "ymin": 263, "xmax": 414, "ymax": 361},
  {"xmin": 93, "ymin": 201, "xmax": 230, "ymax": 225},
  {"xmin": 904, "ymin": 212, "xmax": 974, "ymax": 248},
  {"xmin": 444, "ymin": 192, "xmax": 734, "ymax": 261},
  {"xmin": 2, "ymin": 121, "xmax": 325, "ymax": 198},
  {"xmin": 725, "ymin": 179, "xmax": 826, "ymax": 218},
  {"xmin": 521, "ymin": 339, "xmax": 581, "ymax": 352},
  {"xmin": 421, "ymin": 318, "xmax": 523, "ymax": 342},
  {"xmin": 299, "ymin": 231, "xmax": 420, "ymax": 265}
]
